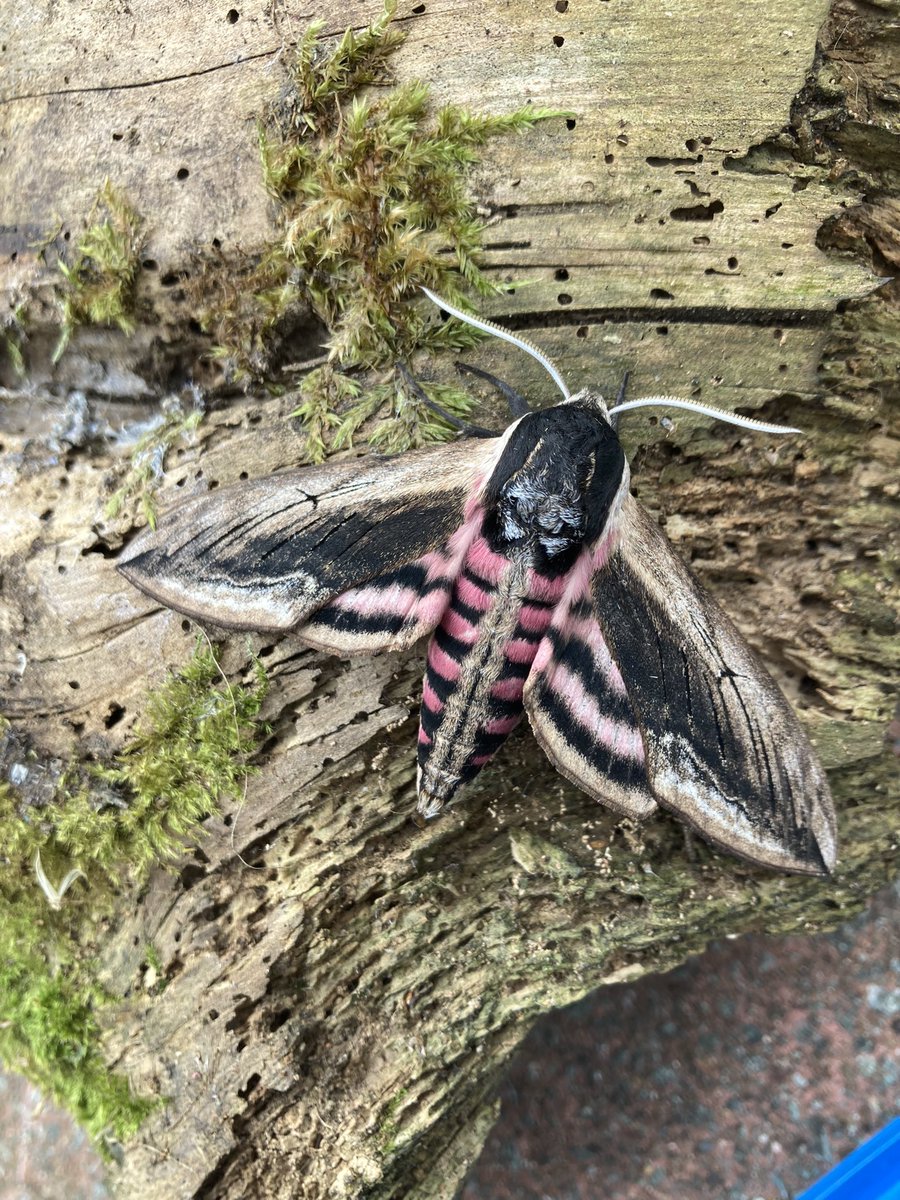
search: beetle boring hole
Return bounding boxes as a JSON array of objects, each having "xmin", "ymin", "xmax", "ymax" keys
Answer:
[
  {"xmin": 728, "ymin": 256, "xmax": 739, "ymax": 269},
  {"xmin": 566, "ymin": 117, "xmax": 576, "ymax": 130},
  {"xmin": 552, "ymin": 34, "xmax": 564, "ymax": 47},
  {"xmin": 176, "ymin": 167, "xmax": 190, "ymax": 181},
  {"xmin": 650, "ymin": 287, "xmax": 674, "ymax": 300},
  {"xmin": 555, "ymin": 267, "xmax": 569, "ymax": 281},
  {"xmin": 238, "ymin": 1073, "xmax": 261, "ymax": 1099},
  {"xmin": 209, "ymin": 1009, "xmax": 220, "ymax": 1021},
  {"xmin": 269, "ymin": 1008, "xmax": 291, "ymax": 1032},
  {"xmin": 576, "ymin": 326, "xmax": 588, "ymax": 338},
  {"xmin": 226, "ymin": 8, "xmax": 239, "ymax": 21},
  {"xmin": 656, "ymin": 326, "xmax": 668, "ymax": 335},
  {"xmin": 68, "ymin": 679, "xmax": 80, "ymax": 690},
  {"xmin": 557, "ymin": 293, "xmax": 572, "ymax": 305},
  {"xmin": 555, "ymin": 0, "xmax": 569, "ymax": 9},
  {"xmin": 104, "ymin": 702, "xmax": 126, "ymax": 729},
  {"xmin": 412, "ymin": 2, "xmax": 425, "ymax": 10}
]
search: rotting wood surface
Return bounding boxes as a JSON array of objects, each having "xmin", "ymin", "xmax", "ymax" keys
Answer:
[{"xmin": 1, "ymin": 1, "xmax": 898, "ymax": 1198}]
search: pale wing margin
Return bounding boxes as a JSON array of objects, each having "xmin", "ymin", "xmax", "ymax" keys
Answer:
[
  {"xmin": 593, "ymin": 496, "xmax": 837, "ymax": 875},
  {"xmin": 118, "ymin": 439, "xmax": 498, "ymax": 636}
]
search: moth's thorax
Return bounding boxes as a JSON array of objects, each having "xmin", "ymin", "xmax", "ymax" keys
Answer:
[{"xmin": 481, "ymin": 400, "xmax": 627, "ymax": 575}]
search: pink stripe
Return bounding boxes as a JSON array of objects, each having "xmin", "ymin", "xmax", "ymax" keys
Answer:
[
  {"xmin": 518, "ymin": 603, "xmax": 554, "ymax": 635},
  {"xmin": 506, "ymin": 638, "xmax": 540, "ymax": 665},
  {"xmin": 465, "ymin": 536, "xmax": 511, "ymax": 584},
  {"xmin": 491, "ymin": 676, "xmax": 525, "ymax": 702},
  {"xmin": 426, "ymin": 640, "xmax": 461, "ymax": 682},
  {"xmin": 558, "ymin": 614, "xmax": 627, "ymax": 695},
  {"xmin": 526, "ymin": 570, "xmax": 569, "ymax": 604},
  {"xmin": 332, "ymin": 581, "xmax": 420, "ymax": 616},
  {"xmin": 442, "ymin": 606, "xmax": 478, "ymax": 643},
  {"xmin": 469, "ymin": 753, "xmax": 494, "ymax": 767},
  {"xmin": 530, "ymin": 637, "xmax": 553, "ymax": 673},
  {"xmin": 421, "ymin": 677, "xmax": 443, "ymax": 714},
  {"xmin": 484, "ymin": 714, "xmax": 522, "ymax": 736},
  {"xmin": 551, "ymin": 663, "xmax": 644, "ymax": 762},
  {"xmin": 455, "ymin": 573, "xmax": 492, "ymax": 612},
  {"xmin": 418, "ymin": 726, "xmax": 432, "ymax": 745}
]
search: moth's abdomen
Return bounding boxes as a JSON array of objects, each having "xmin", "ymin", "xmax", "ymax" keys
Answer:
[{"xmin": 416, "ymin": 538, "xmax": 567, "ymax": 818}]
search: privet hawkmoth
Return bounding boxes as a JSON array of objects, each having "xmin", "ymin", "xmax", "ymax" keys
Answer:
[{"xmin": 118, "ymin": 292, "xmax": 837, "ymax": 876}]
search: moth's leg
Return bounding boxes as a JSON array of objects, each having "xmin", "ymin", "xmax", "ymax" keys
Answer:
[
  {"xmin": 455, "ymin": 361, "xmax": 531, "ymax": 418},
  {"xmin": 396, "ymin": 363, "xmax": 498, "ymax": 439}
]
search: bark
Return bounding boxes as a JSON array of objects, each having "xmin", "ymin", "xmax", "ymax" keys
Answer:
[{"xmin": 1, "ymin": 1, "xmax": 897, "ymax": 1198}]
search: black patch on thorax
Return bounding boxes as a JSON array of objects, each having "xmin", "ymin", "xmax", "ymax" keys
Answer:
[{"xmin": 482, "ymin": 403, "xmax": 626, "ymax": 575}]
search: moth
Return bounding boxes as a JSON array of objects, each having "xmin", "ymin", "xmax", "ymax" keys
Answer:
[{"xmin": 118, "ymin": 291, "xmax": 837, "ymax": 876}]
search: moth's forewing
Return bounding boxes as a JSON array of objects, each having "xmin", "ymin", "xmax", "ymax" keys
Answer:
[
  {"xmin": 117, "ymin": 440, "xmax": 499, "ymax": 635},
  {"xmin": 591, "ymin": 496, "xmax": 836, "ymax": 875}
]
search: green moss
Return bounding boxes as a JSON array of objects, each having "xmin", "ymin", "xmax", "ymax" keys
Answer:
[
  {"xmin": 53, "ymin": 179, "xmax": 145, "ymax": 362},
  {"xmin": 200, "ymin": 0, "xmax": 564, "ymax": 455},
  {"xmin": 376, "ymin": 1086, "xmax": 410, "ymax": 1158},
  {"xmin": 5, "ymin": 644, "xmax": 268, "ymax": 879},
  {"xmin": 0, "ymin": 644, "xmax": 268, "ymax": 1146},
  {"xmin": 105, "ymin": 396, "xmax": 204, "ymax": 529}
]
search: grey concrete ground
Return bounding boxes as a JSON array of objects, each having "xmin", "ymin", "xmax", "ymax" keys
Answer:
[{"xmin": 0, "ymin": 883, "xmax": 896, "ymax": 1200}]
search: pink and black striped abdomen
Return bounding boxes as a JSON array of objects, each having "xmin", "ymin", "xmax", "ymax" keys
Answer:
[{"xmin": 416, "ymin": 536, "xmax": 569, "ymax": 816}]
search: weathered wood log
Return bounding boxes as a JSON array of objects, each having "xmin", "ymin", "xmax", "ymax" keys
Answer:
[{"xmin": 0, "ymin": 1, "xmax": 897, "ymax": 1197}]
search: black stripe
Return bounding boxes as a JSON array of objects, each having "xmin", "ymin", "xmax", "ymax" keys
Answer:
[
  {"xmin": 545, "ymin": 628, "xmax": 636, "ymax": 726},
  {"xmin": 434, "ymin": 625, "xmax": 470, "ymax": 662},
  {"xmin": 420, "ymin": 701, "xmax": 443, "ymax": 738},
  {"xmin": 497, "ymin": 657, "xmax": 531, "ymax": 681},
  {"xmin": 535, "ymin": 684, "xmax": 645, "ymax": 790},
  {"xmin": 485, "ymin": 695, "xmax": 524, "ymax": 720},
  {"xmin": 470, "ymin": 730, "xmax": 513, "ymax": 757},
  {"xmin": 462, "ymin": 566, "xmax": 496, "ymax": 594},
  {"xmin": 309, "ymin": 606, "xmax": 405, "ymax": 636},
  {"xmin": 521, "ymin": 593, "xmax": 556, "ymax": 611},
  {"xmin": 511, "ymin": 623, "xmax": 544, "ymax": 645},
  {"xmin": 449, "ymin": 594, "xmax": 486, "ymax": 626},
  {"xmin": 425, "ymin": 666, "xmax": 455, "ymax": 703}
]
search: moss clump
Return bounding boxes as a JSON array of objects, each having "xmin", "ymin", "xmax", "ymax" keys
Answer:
[
  {"xmin": 200, "ymin": 1, "xmax": 563, "ymax": 457},
  {"xmin": 4, "ymin": 644, "xmax": 268, "ymax": 880},
  {"xmin": 53, "ymin": 179, "xmax": 145, "ymax": 362},
  {"xmin": 105, "ymin": 394, "xmax": 204, "ymax": 529},
  {"xmin": 0, "ymin": 645, "xmax": 268, "ymax": 1145}
]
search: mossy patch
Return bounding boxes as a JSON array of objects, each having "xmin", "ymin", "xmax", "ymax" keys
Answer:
[
  {"xmin": 0, "ymin": 644, "xmax": 268, "ymax": 1147},
  {"xmin": 196, "ymin": 0, "xmax": 564, "ymax": 458},
  {"xmin": 53, "ymin": 179, "xmax": 145, "ymax": 362}
]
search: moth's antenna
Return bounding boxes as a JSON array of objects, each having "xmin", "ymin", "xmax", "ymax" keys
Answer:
[
  {"xmin": 608, "ymin": 395, "xmax": 801, "ymax": 436},
  {"xmin": 421, "ymin": 287, "xmax": 571, "ymax": 401}
]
